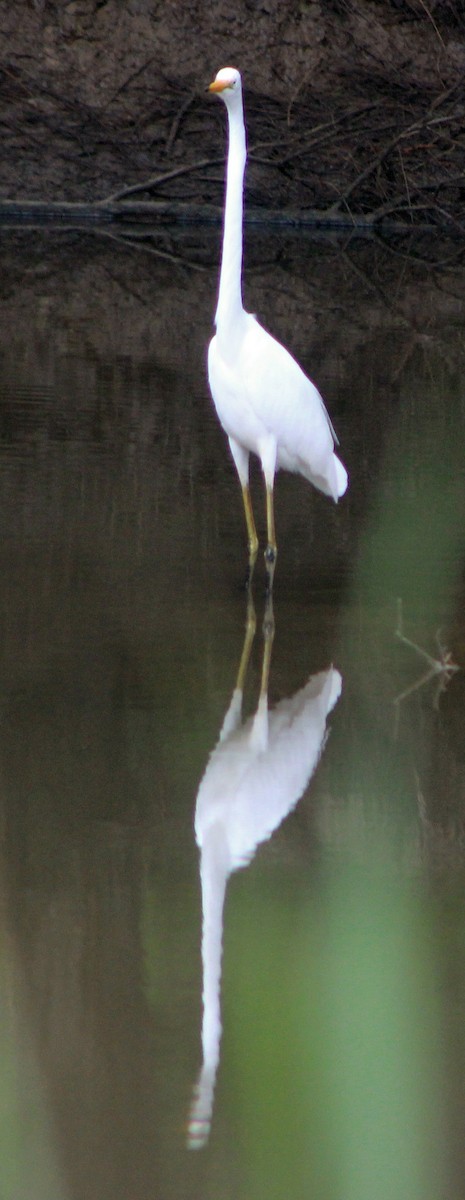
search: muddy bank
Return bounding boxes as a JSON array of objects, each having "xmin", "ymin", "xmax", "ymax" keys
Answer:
[{"xmin": 1, "ymin": 3, "xmax": 465, "ymax": 227}]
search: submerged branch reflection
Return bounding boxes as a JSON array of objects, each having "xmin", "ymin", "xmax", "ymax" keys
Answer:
[
  {"xmin": 187, "ymin": 594, "xmax": 342, "ymax": 1149},
  {"xmin": 394, "ymin": 597, "xmax": 460, "ymax": 721}
]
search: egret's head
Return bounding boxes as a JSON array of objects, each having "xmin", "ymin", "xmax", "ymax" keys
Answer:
[{"xmin": 208, "ymin": 67, "xmax": 242, "ymax": 102}]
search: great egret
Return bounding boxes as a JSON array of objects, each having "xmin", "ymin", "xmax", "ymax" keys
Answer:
[
  {"xmin": 208, "ymin": 67, "xmax": 348, "ymax": 584},
  {"xmin": 187, "ymin": 596, "xmax": 342, "ymax": 1148}
]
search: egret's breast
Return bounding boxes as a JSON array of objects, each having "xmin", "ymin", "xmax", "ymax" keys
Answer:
[{"xmin": 208, "ymin": 331, "xmax": 267, "ymax": 452}]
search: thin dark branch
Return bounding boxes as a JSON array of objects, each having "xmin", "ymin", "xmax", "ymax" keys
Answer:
[
  {"xmin": 98, "ymin": 225, "xmax": 209, "ymax": 271},
  {"xmin": 99, "ymin": 155, "xmax": 225, "ymax": 204},
  {"xmin": 328, "ymin": 112, "xmax": 459, "ymax": 213},
  {"xmin": 101, "ymin": 56, "xmax": 156, "ymax": 111},
  {"xmin": 165, "ymin": 91, "xmax": 197, "ymax": 155}
]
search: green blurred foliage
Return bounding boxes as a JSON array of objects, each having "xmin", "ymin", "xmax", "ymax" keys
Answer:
[{"xmin": 221, "ymin": 857, "xmax": 443, "ymax": 1200}]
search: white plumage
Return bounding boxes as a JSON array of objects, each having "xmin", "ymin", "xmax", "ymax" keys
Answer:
[
  {"xmin": 188, "ymin": 617, "xmax": 342, "ymax": 1147},
  {"xmin": 195, "ymin": 665, "xmax": 342, "ymax": 869},
  {"xmin": 208, "ymin": 67, "xmax": 348, "ymax": 579}
]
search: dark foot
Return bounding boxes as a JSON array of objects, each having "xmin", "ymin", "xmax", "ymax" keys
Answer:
[
  {"xmin": 265, "ymin": 564, "xmax": 275, "ymax": 596},
  {"xmin": 264, "ymin": 544, "xmax": 277, "ymax": 595},
  {"xmin": 262, "ymin": 592, "xmax": 275, "ymax": 642}
]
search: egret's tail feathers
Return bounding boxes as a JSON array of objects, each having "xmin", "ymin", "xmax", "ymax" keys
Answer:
[
  {"xmin": 326, "ymin": 667, "xmax": 343, "ymax": 712},
  {"xmin": 332, "ymin": 454, "xmax": 348, "ymax": 502},
  {"xmin": 306, "ymin": 451, "xmax": 348, "ymax": 502}
]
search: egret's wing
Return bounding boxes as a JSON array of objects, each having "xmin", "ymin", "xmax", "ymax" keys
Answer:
[
  {"xmin": 244, "ymin": 317, "xmax": 340, "ymax": 447},
  {"xmin": 320, "ymin": 398, "xmax": 339, "ymax": 446}
]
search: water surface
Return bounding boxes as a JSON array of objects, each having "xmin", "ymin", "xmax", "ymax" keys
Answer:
[{"xmin": 0, "ymin": 226, "xmax": 464, "ymax": 1199}]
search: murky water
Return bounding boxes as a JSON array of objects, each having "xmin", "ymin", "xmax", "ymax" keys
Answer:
[{"xmin": 0, "ymin": 226, "xmax": 464, "ymax": 1199}]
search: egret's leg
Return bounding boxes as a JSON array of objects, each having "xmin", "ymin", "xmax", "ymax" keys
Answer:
[
  {"xmin": 219, "ymin": 591, "xmax": 257, "ymax": 743},
  {"xmin": 228, "ymin": 437, "xmax": 258, "ymax": 577},
  {"xmin": 259, "ymin": 436, "xmax": 278, "ymax": 591},
  {"xmin": 250, "ymin": 592, "xmax": 274, "ymax": 752},
  {"xmin": 265, "ymin": 485, "xmax": 277, "ymax": 563},
  {"xmin": 260, "ymin": 591, "xmax": 275, "ymax": 699},
  {"xmin": 263, "ymin": 484, "xmax": 277, "ymax": 592},
  {"xmin": 241, "ymin": 483, "xmax": 259, "ymax": 563},
  {"xmin": 236, "ymin": 590, "xmax": 257, "ymax": 693}
]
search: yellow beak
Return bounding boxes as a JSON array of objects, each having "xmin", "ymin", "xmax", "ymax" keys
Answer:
[{"xmin": 208, "ymin": 79, "xmax": 230, "ymax": 93}]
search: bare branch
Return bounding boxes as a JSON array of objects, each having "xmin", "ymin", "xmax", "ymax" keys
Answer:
[
  {"xmin": 165, "ymin": 91, "xmax": 197, "ymax": 155},
  {"xmin": 101, "ymin": 56, "xmax": 157, "ymax": 111},
  {"xmin": 99, "ymin": 156, "xmax": 224, "ymax": 205}
]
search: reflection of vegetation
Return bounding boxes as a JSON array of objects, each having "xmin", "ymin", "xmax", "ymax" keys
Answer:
[
  {"xmin": 224, "ymin": 860, "xmax": 441, "ymax": 1200},
  {"xmin": 0, "ymin": 930, "xmax": 67, "ymax": 1200}
]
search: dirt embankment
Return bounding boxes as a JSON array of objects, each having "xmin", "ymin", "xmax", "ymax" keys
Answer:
[{"xmin": 1, "ymin": 2, "xmax": 465, "ymax": 228}]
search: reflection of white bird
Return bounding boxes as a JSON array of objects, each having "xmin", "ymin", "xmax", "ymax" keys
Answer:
[
  {"xmin": 208, "ymin": 67, "xmax": 348, "ymax": 583},
  {"xmin": 187, "ymin": 602, "xmax": 342, "ymax": 1148}
]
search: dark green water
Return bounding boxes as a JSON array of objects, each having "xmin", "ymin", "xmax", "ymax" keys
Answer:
[{"xmin": 0, "ymin": 227, "xmax": 464, "ymax": 1199}]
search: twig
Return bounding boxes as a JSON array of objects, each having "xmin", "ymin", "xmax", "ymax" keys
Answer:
[
  {"xmin": 431, "ymin": 204, "xmax": 465, "ymax": 236},
  {"xmin": 430, "ymin": 80, "xmax": 463, "ymax": 111},
  {"xmin": 394, "ymin": 598, "xmax": 460, "ymax": 711},
  {"xmin": 339, "ymin": 247, "xmax": 400, "ymax": 314},
  {"xmin": 165, "ymin": 91, "xmax": 196, "ymax": 155},
  {"xmin": 328, "ymin": 129, "xmax": 411, "ymax": 213},
  {"xmin": 99, "ymin": 155, "xmax": 224, "ymax": 204},
  {"xmin": 97, "ymin": 225, "xmax": 208, "ymax": 271},
  {"xmin": 397, "ymin": 146, "xmax": 412, "ymax": 221},
  {"xmin": 328, "ymin": 113, "xmax": 458, "ymax": 214},
  {"xmin": 416, "ymin": 0, "xmax": 446, "ymax": 50},
  {"xmin": 101, "ymin": 56, "xmax": 156, "ymax": 111},
  {"xmin": 253, "ymin": 106, "xmax": 390, "ymax": 171}
]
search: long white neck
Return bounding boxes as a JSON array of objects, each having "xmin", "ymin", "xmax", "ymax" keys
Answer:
[
  {"xmin": 199, "ymin": 822, "xmax": 229, "ymax": 1071},
  {"xmin": 215, "ymin": 93, "xmax": 246, "ymax": 332},
  {"xmin": 186, "ymin": 822, "xmax": 229, "ymax": 1147}
]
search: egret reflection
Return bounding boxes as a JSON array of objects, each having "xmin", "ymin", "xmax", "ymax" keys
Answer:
[{"xmin": 187, "ymin": 596, "xmax": 342, "ymax": 1149}]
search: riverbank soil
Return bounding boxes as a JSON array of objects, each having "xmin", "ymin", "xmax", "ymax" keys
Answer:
[{"xmin": 0, "ymin": 2, "xmax": 465, "ymax": 226}]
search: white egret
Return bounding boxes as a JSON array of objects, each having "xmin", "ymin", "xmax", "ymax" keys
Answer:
[{"xmin": 208, "ymin": 67, "xmax": 348, "ymax": 584}]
